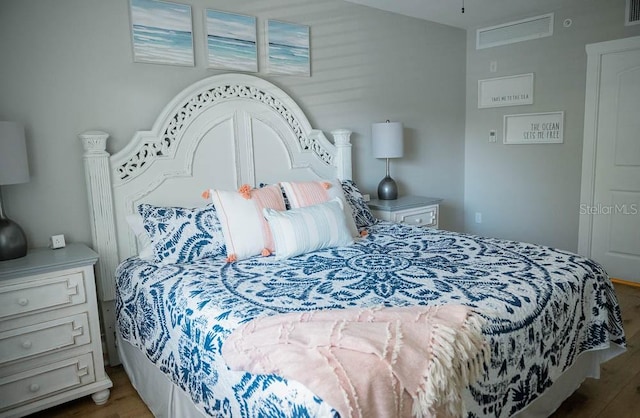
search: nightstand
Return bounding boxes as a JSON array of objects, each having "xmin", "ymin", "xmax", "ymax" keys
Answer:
[
  {"xmin": 368, "ymin": 196, "xmax": 442, "ymax": 228},
  {"xmin": 0, "ymin": 243, "xmax": 112, "ymax": 417}
]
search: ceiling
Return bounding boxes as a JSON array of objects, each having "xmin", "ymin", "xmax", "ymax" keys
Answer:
[{"xmin": 342, "ymin": 0, "xmax": 563, "ymax": 29}]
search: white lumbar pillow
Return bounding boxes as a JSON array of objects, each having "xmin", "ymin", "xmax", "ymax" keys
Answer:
[{"xmin": 263, "ymin": 198, "xmax": 354, "ymax": 260}]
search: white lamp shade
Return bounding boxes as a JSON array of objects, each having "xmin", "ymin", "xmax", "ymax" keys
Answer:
[
  {"xmin": 0, "ymin": 121, "xmax": 29, "ymax": 185},
  {"xmin": 371, "ymin": 121, "xmax": 403, "ymax": 159}
]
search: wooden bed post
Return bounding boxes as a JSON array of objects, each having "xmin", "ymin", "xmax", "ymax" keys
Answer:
[
  {"xmin": 332, "ymin": 129, "xmax": 352, "ymax": 181},
  {"xmin": 79, "ymin": 131, "xmax": 120, "ymax": 366}
]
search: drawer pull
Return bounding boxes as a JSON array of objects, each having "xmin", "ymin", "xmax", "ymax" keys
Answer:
[
  {"xmin": 22, "ymin": 340, "xmax": 33, "ymax": 349},
  {"xmin": 29, "ymin": 383, "xmax": 40, "ymax": 393},
  {"xmin": 17, "ymin": 298, "xmax": 29, "ymax": 306}
]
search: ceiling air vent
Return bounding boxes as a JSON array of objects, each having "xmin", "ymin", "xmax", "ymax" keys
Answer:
[
  {"xmin": 627, "ymin": 0, "xmax": 640, "ymax": 25},
  {"xmin": 476, "ymin": 13, "xmax": 554, "ymax": 50}
]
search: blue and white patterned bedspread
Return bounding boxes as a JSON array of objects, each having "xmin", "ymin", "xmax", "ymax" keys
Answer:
[{"xmin": 116, "ymin": 222, "xmax": 625, "ymax": 417}]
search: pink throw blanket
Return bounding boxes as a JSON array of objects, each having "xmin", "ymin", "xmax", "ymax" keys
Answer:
[{"xmin": 222, "ymin": 305, "xmax": 489, "ymax": 418}]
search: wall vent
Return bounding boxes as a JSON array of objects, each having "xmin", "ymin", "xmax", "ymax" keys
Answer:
[
  {"xmin": 476, "ymin": 13, "xmax": 554, "ymax": 50},
  {"xmin": 627, "ymin": 0, "xmax": 640, "ymax": 25}
]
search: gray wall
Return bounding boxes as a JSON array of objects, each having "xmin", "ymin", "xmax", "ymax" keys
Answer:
[
  {"xmin": 0, "ymin": 0, "xmax": 466, "ymax": 249},
  {"xmin": 464, "ymin": 0, "xmax": 640, "ymax": 251}
]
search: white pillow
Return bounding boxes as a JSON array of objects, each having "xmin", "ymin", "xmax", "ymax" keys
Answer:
[
  {"xmin": 125, "ymin": 214, "xmax": 154, "ymax": 261},
  {"xmin": 279, "ymin": 179, "xmax": 359, "ymax": 238},
  {"xmin": 263, "ymin": 198, "xmax": 354, "ymax": 260},
  {"xmin": 209, "ymin": 184, "xmax": 286, "ymax": 261}
]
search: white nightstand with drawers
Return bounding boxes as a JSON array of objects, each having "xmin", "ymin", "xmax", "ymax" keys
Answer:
[
  {"xmin": 368, "ymin": 196, "xmax": 442, "ymax": 228},
  {"xmin": 0, "ymin": 243, "xmax": 112, "ymax": 417}
]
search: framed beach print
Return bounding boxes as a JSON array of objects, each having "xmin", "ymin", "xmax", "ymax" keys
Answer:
[
  {"xmin": 129, "ymin": 0, "xmax": 194, "ymax": 66},
  {"xmin": 205, "ymin": 10, "xmax": 257, "ymax": 72},
  {"xmin": 267, "ymin": 20, "xmax": 310, "ymax": 76}
]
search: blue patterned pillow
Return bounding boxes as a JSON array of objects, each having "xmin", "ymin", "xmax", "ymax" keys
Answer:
[
  {"xmin": 341, "ymin": 180, "xmax": 377, "ymax": 228},
  {"xmin": 137, "ymin": 204, "xmax": 225, "ymax": 264}
]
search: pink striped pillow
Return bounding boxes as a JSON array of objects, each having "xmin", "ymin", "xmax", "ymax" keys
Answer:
[
  {"xmin": 206, "ymin": 184, "xmax": 286, "ymax": 261},
  {"xmin": 280, "ymin": 179, "xmax": 359, "ymax": 238}
]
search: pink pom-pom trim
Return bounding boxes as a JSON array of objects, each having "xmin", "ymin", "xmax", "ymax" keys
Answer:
[
  {"xmin": 201, "ymin": 190, "xmax": 211, "ymax": 200},
  {"xmin": 360, "ymin": 230, "xmax": 369, "ymax": 237},
  {"xmin": 226, "ymin": 254, "xmax": 238, "ymax": 263},
  {"xmin": 321, "ymin": 182, "xmax": 331, "ymax": 190},
  {"xmin": 239, "ymin": 184, "xmax": 252, "ymax": 200}
]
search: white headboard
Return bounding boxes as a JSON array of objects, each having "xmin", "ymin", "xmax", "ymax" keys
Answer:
[{"xmin": 79, "ymin": 74, "xmax": 352, "ymax": 364}]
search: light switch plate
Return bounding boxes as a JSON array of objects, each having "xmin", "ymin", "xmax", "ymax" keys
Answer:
[{"xmin": 50, "ymin": 234, "xmax": 66, "ymax": 249}]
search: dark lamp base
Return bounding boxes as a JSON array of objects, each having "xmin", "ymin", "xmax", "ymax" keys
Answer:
[
  {"xmin": 377, "ymin": 175, "xmax": 398, "ymax": 200},
  {"xmin": 0, "ymin": 218, "xmax": 28, "ymax": 261}
]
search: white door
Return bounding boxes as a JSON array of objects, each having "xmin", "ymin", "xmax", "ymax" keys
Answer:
[{"xmin": 579, "ymin": 36, "xmax": 640, "ymax": 282}]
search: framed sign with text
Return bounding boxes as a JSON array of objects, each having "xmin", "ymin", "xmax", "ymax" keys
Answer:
[
  {"xmin": 478, "ymin": 73, "xmax": 534, "ymax": 108},
  {"xmin": 503, "ymin": 111, "xmax": 564, "ymax": 144}
]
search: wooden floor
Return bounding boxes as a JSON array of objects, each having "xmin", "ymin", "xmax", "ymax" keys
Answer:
[
  {"xmin": 29, "ymin": 362, "xmax": 153, "ymax": 418},
  {"xmin": 28, "ymin": 283, "xmax": 640, "ymax": 418},
  {"xmin": 550, "ymin": 282, "xmax": 640, "ymax": 418}
]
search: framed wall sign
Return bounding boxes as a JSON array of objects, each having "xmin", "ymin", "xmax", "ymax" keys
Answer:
[
  {"xmin": 503, "ymin": 111, "xmax": 564, "ymax": 144},
  {"xmin": 478, "ymin": 73, "xmax": 534, "ymax": 108}
]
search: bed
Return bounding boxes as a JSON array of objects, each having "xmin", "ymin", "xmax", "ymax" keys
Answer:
[{"xmin": 79, "ymin": 73, "xmax": 626, "ymax": 417}]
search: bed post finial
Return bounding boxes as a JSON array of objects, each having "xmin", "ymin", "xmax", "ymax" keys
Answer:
[
  {"xmin": 332, "ymin": 129, "xmax": 352, "ymax": 181},
  {"xmin": 79, "ymin": 130, "xmax": 120, "ymax": 365},
  {"xmin": 80, "ymin": 131, "xmax": 109, "ymax": 155}
]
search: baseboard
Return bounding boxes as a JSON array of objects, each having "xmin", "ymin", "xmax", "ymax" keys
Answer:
[{"xmin": 611, "ymin": 278, "xmax": 640, "ymax": 288}]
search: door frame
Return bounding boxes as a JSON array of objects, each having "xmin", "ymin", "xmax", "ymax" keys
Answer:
[{"xmin": 578, "ymin": 35, "xmax": 640, "ymax": 258}]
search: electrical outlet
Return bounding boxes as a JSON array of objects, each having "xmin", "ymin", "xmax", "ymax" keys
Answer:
[
  {"xmin": 362, "ymin": 193, "xmax": 371, "ymax": 202},
  {"xmin": 489, "ymin": 130, "xmax": 497, "ymax": 143},
  {"xmin": 50, "ymin": 234, "xmax": 66, "ymax": 249},
  {"xmin": 490, "ymin": 61, "xmax": 498, "ymax": 73},
  {"xmin": 475, "ymin": 212, "xmax": 483, "ymax": 224}
]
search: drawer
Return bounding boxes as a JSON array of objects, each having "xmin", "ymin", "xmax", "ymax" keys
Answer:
[
  {"xmin": 0, "ymin": 313, "xmax": 91, "ymax": 365},
  {"xmin": 392, "ymin": 205, "xmax": 438, "ymax": 228},
  {"xmin": 0, "ymin": 352, "xmax": 95, "ymax": 411},
  {"xmin": 0, "ymin": 272, "xmax": 86, "ymax": 320}
]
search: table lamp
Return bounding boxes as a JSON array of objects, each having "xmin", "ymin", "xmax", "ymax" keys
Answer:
[
  {"xmin": 372, "ymin": 120, "xmax": 403, "ymax": 200},
  {"xmin": 0, "ymin": 121, "xmax": 29, "ymax": 261}
]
